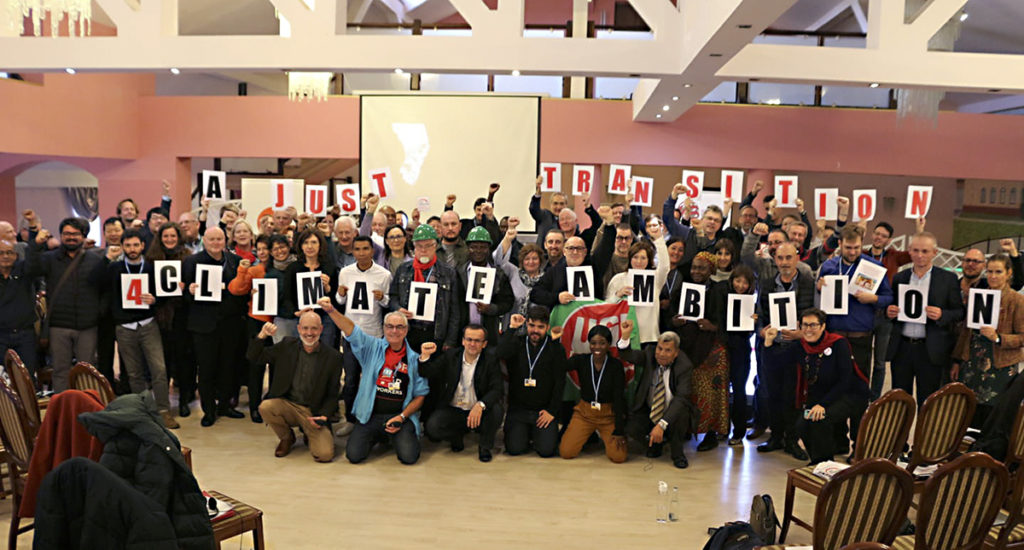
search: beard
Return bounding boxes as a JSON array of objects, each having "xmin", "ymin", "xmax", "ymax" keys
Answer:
[
  {"xmin": 63, "ymin": 241, "xmax": 82, "ymax": 252},
  {"xmin": 300, "ymin": 335, "xmax": 319, "ymax": 347}
]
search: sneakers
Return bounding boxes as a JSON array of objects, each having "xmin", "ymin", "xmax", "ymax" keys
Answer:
[{"xmin": 160, "ymin": 410, "xmax": 180, "ymax": 429}]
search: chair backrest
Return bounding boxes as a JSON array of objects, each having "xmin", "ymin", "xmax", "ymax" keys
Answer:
[
  {"xmin": 916, "ymin": 452, "xmax": 1008, "ymax": 550},
  {"xmin": 0, "ymin": 378, "xmax": 35, "ymax": 471},
  {"xmin": 853, "ymin": 389, "xmax": 917, "ymax": 463},
  {"xmin": 1004, "ymin": 401, "xmax": 1024, "ymax": 471},
  {"xmin": 992, "ymin": 453, "xmax": 1024, "ymax": 550},
  {"xmin": 4, "ymin": 349, "xmax": 40, "ymax": 429},
  {"xmin": 908, "ymin": 382, "xmax": 977, "ymax": 472},
  {"xmin": 814, "ymin": 458, "xmax": 915, "ymax": 550},
  {"xmin": 69, "ymin": 362, "xmax": 115, "ymax": 405},
  {"xmin": 839, "ymin": 544, "xmax": 893, "ymax": 550}
]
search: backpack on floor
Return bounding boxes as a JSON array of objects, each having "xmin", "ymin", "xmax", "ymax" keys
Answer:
[
  {"xmin": 703, "ymin": 522, "xmax": 766, "ymax": 550},
  {"xmin": 749, "ymin": 494, "xmax": 779, "ymax": 544}
]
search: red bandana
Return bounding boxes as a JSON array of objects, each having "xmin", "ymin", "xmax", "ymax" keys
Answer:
[{"xmin": 413, "ymin": 255, "xmax": 437, "ymax": 283}]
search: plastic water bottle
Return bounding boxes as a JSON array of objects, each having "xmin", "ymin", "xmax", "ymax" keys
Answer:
[
  {"xmin": 669, "ymin": 486, "xmax": 680, "ymax": 522},
  {"xmin": 656, "ymin": 481, "xmax": 669, "ymax": 523}
]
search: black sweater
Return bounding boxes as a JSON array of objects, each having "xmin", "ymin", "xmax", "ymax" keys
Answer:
[
  {"xmin": 0, "ymin": 261, "xmax": 37, "ymax": 330},
  {"xmin": 564, "ymin": 352, "xmax": 627, "ymax": 435},
  {"xmin": 102, "ymin": 259, "xmax": 161, "ymax": 325},
  {"xmin": 496, "ymin": 331, "xmax": 566, "ymax": 416}
]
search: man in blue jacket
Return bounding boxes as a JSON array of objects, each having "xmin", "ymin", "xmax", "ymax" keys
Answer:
[{"xmin": 321, "ymin": 297, "xmax": 429, "ymax": 465}]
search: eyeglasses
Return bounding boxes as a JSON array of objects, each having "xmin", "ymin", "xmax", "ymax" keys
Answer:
[
  {"xmin": 463, "ymin": 337, "xmax": 486, "ymax": 344},
  {"xmin": 615, "ymin": 236, "xmax": 633, "ymax": 241},
  {"xmin": 963, "ymin": 259, "xmax": 986, "ymax": 264},
  {"xmin": 61, "ymin": 231, "xmax": 83, "ymax": 237},
  {"xmin": 384, "ymin": 324, "xmax": 408, "ymax": 331},
  {"xmin": 387, "ymin": 235, "xmax": 406, "ymax": 240},
  {"xmin": 565, "ymin": 246, "xmax": 586, "ymax": 252},
  {"xmin": 800, "ymin": 322, "xmax": 822, "ymax": 329},
  {"xmin": 0, "ymin": 250, "xmax": 16, "ymax": 256}
]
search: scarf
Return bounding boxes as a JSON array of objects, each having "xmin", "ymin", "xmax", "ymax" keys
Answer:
[
  {"xmin": 273, "ymin": 254, "xmax": 296, "ymax": 272},
  {"xmin": 795, "ymin": 331, "xmax": 868, "ymax": 408},
  {"xmin": 413, "ymin": 255, "xmax": 437, "ymax": 283},
  {"xmin": 519, "ymin": 269, "xmax": 543, "ymax": 288}
]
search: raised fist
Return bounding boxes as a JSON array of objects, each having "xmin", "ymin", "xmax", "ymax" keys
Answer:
[
  {"xmin": 238, "ymin": 259, "xmax": 251, "ymax": 269},
  {"xmin": 258, "ymin": 322, "xmax": 278, "ymax": 339},
  {"xmin": 751, "ymin": 180, "xmax": 764, "ymax": 194},
  {"xmin": 620, "ymin": 319, "xmax": 634, "ymax": 337},
  {"xmin": 445, "ymin": 194, "xmax": 457, "ymax": 206},
  {"xmin": 549, "ymin": 326, "xmax": 564, "ymax": 340},
  {"xmin": 508, "ymin": 217, "xmax": 520, "ymax": 229},
  {"xmin": 509, "ymin": 313, "xmax": 526, "ymax": 329},
  {"xmin": 419, "ymin": 342, "xmax": 437, "ymax": 360},
  {"xmin": 752, "ymin": 222, "xmax": 769, "ymax": 236},
  {"xmin": 489, "ymin": 183, "xmax": 500, "ymax": 194},
  {"xmin": 671, "ymin": 183, "xmax": 686, "ymax": 200}
]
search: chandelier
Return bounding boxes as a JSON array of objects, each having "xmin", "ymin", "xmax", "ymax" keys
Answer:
[
  {"xmin": 288, "ymin": 72, "xmax": 332, "ymax": 102},
  {"xmin": 9, "ymin": 0, "xmax": 91, "ymax": 37}
]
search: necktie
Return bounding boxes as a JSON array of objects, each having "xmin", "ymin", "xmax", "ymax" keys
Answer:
[{"xmin": 650, "ymin": 366, "xmax": 666, "ymax": 424}]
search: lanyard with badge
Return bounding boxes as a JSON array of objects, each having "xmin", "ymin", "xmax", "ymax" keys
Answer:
[
  {"xmin": 524, "ymin": 338, "xmax": 547, "ymax": 387},
  {"xmin": 590, "ymin": 354, "xmax": 607, "ymax": 410},
  {"xmin": 124, "ymin": 257, "xmax": 145, "ymax": 274}
]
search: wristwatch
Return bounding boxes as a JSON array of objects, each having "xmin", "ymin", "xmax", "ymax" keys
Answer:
[
  {"xmin": 478, "ymin": 401, "xmax": 487, "ymax": 411},
  {"xmin": 996, "ymin": 335, "xmax": 1002, "ymax": 346},
  {"xmin": 657, "ymin": 419, "xmax": 668, "ymax": 430},
  {"xmin": 399, "ymin": 413, "xmax": 407, "ymax": 421}
]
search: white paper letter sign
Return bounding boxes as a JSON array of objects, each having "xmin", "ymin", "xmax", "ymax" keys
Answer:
[
  {"xmin": 368, "ymin": 168, "xmax": 393, "ymax": 199},
  {"xmin": 466, "ymin": 266, "xmax": 497, "ymax": 304},
  {"xmin": 154, "ymin": 260, "xmax": 182, "ymax": 297},
  {"xmin": 540, "ymin": 163, "xmax": 562, "ymax": 193},
  {"xmin": 682, "ymin": 170, "xmax": 704, "ymax": 200},
  {"xmin": 905, "ymin": 185, "xmax": 933, "ymax": 219},
  {"xmin": 852, "ymin": 190, "xmax": 876, "ymax": 222},
  {"xmin": 967, "ymin": 288, "xmax": 1001, "ymax": 330},
  {"xmin": 814, "ymin": 188, "xmax": 839, "ymax": 221},
  {"xmin": 270, "ymin": 179, "xmax": 301, "ymax": 209},
  {"xmin": 607, "ymin": 164, "xmax": 631, "ymax": 196},
  {"xmin": 304, "ymin": 185, "xmax": 328, "ymax": 217},
  {"xmin": 727, "ymin": 294, "xmax": 756, "ymax": 332},
  {"xmin": 346, "ymin": 279, "xmax": 372, "ymax": 313},
  {"xmin": 201, "ymin": 170, "xmax": 226, "ymax": 200},
  {"xmin": 121, "ymin": 273, "xmax": 149, "ymax": 310},
  {"xmin": 627, "ymin": 269, "xmax": 656, "ymax": 306},
  {"xmin": 195, "ymin": 265, "xmax": 223, "ymax": 302},
  {"xmin": 297, "ymin": 271, "xmax": 325, "ymax": 310},
  {"xmin": 678, "ymin": 282, "xmax": 706, "ymax": 321},
  {"xmin": 566, "ymin": 266, "xmax": 595, "ymax": 301},
  {"xmin": 897, "ymin": 286, "xmax": 928, "ymax": 324},
  {"xmin": 820, "ymin": 275, "xmax": 848, "ymax": 315},
  {"xmin": 335, "ymin": 183, "xmax": 361, "ymax": 214},
  {"xmin": 774, "ymin": 176, "xmax": 798, "ymax": 208},
  {"xmin": 251, "ymin": 278, "xmax": 278, "ymax": 316},
  {"xmin": 572, "ymin": 165, "xmax": 595, "ymax": 197},
  {"xmin": 768, "ymin": 291, "xmax": 798, "ymax": 330},
  {"xmin": 630, "ymin": 176, "xmax": 654, "ymax": 207},
  {"xmin": 409, "ymin": 282, "xmax": 438, "ymax": 321},
  {"xmin": 721, "ymin": 170, "xmax": 745, "ymax": 203}
]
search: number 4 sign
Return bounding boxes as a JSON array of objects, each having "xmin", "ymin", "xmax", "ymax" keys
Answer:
[{"xmin": 121, "ymin": 273, "xmax": 150, "ymax": 310}]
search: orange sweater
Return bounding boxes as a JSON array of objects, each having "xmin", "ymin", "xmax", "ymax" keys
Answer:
[{"xmin": 228, "ymin": 263, "xmax": 271, "ymax": 322}]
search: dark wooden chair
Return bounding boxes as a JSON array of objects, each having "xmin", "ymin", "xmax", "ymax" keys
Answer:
[
  {"xmin": 0, "ymin": 379, "xmax": 36, "ymax": 549},
  {"xmin": 985, "ymin": 445, "xmax": 1024, "ymax": 549},
  {"xmin": 907, "ymin": 382, "xmax": 977, "ymax": 493},
  {"xmin": 209, "ymin": 490, "xmax": 265, "ymax": 549},
  {"xmin": 840, "ymin": 544, "xmax": 894, "ymax": 550},
  {"xmin": 4, "ymin": 350, "xmax": 40, "ymax": 431},
  {"xmin": 780, "ymin": 389, "xmax": 917, "ymax": 542},
  {"xmin": 891, "ymin": 452, "xmax": 1008, "ymax": 550},
  {"xmin": 761, "ymin": 458, "xmax": 913, "ymax": 550},
  {"xmin": 69, "ymin": 361, "xmax": 116, "ymax": 405}
]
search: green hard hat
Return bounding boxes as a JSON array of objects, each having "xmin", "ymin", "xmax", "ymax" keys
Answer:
[
  {"xmin": 412, "ymin": 223, "xmax": 438, "ymax": 242},
  {"xmin": 466, "ymin": 226, "xmax": 492, "ymax": 244}
]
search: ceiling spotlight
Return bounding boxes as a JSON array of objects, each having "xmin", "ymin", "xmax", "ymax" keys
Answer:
[
  {"xmin": 65, "ymin": 68, "xmax": 76, "ymax": 74},
  {"xmin": 511, "ymin": 70, "xmax": 520, "ymax": 77},
  {"xmin": 672, "ymin": 96, "xmax": 679, "ymax": 101},
  {"xmin": 737, "ymin": 24, "xmax": 752, "ymax": 29},
  {"xmin": 683, "ymin": 84, "xmax": 692, "ymax": 88},
  {"xmin": 656, "ymin": 114, "xmax": 662, "ymax": 119},
  {"xmin": 959, "ymin": 12, "xmax": 968, "ymax": 21},
  {"xmin": 662, "ymin": 105, "xmax": 670, "ymax": 111},
  {"xmin": 869, "ymin": 82, "xmax": 879, "ymax": 88},
  {"xmin": 394, "ymin": 68, "xmax": 404, "ymax": 74},
  {"xmin": 709, "ymin": 53, "xmax": 723, "ymax": 57},
  {"xmin": 170, "ymin": 68, "xmax": 180, "ymax": 75}
]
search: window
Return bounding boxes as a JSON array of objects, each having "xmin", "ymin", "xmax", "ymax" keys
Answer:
[
  {"xmin": 990, "ymin": 187, "xmax": 998, "ymax": 205},
  {"xmin": 1011, "ymin": 188, "xmax": 1018, "ymax": 205},
  {"xmin": 1000, "ymin": 187, "xmax": 1007, "ymax": 204},
  {"xmin": 980, "ymin": 188, "xmax": 987, "ymax": 204}
]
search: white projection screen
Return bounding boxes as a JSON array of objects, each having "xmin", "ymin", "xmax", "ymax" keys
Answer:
[{"xmin": 360, "ymin": 94, "xmax": 541, "ymax": 231}]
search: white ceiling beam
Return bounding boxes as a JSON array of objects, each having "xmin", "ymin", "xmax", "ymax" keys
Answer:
[
  {"xmin": 849, "ymin": 0, "xmax": 867, "ymax": 33},
  {"xmin": 626, "ymin": 0, "xmax": 680, "ymax": 37},
  {"xmin": 268, "ymin": 0, "xmax": 336, "ymax": 35},
  {"xmin": 0, "ymin": 34, "xmax": 679, "ymax": 74},
  {"xmin": 376, "ymin": 0, "xmax": 409, "ymax": 23},
  {"xmin": 866, "ymin": 0, "xmax": 903, "ymax": 49},
  {"xmin": 631, "ymin": 0, "xmax": 797, "ymax": 122},
  {"xmin": 351, "ymin": 0, "xmax": 374, "ymax": 23},
  {"xmin": 719, "ymin": 45, "xmax": 1024, "ymax": 93},
  {"xmin": 906, "ymin": 0, "xmax": 968, "ymax": 45},
  {"xmin": 804, "ymin": 0, "xmax": 854, "ymax": 32},
  {"xmin": 447, "ymin": 0, "xmax": 523, "ymax": 35}
]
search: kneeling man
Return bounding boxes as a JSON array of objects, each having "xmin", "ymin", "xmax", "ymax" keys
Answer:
[{"xmin": 247, "ymin": 311, "xmax": 343, "ymax": 462}]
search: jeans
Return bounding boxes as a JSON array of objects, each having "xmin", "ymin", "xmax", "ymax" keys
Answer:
[
  {"xmin": 426, "ymin": 403, "xmax": 504, "ymax": 450},
  {"xmin": 0, "ymin": 327, "xmax": 37, "ymax": 376},
  {"xmin": 115, "ymin": 321, "xmax": 171, "ymax": 410},
  {"xmin": 504, "ymin": 407, "xmax": 560, "ymax": 457},
  {"xmin": 346, "ymin": 413, "xmax": 421, "ymax": 465},
  {"xmin": 49, "ymin": 326, "xmax": 98, "ymax": 392},
  {"xmin": 340, "ymin": 338, "xmax": 361, "ymax": 423}
]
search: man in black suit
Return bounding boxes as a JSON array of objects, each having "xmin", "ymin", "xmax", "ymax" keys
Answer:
[
  {"xmin": 183, "ymin": 227, "xmax": 246, "ymax": 426},
  {"xmin": 886, "ymin": 232, "xmax": 965, "ymax": 407},
  {"xmin": 618, "ymin": 321, "xmax": 695, "ymax": 469},
  {"xmin": 247, "ymin": 312, "xmax": 343, "ymax": 462},
  {"xmin": 419, "ymin": 324, "xmax": 504, "ymax": 462}
]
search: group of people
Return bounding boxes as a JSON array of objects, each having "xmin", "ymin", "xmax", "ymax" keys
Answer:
[{"xmin": 2, "ymin": 174, "xmax": 1022, "ymax": 469}]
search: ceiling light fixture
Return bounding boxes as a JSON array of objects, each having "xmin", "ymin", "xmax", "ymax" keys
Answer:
[
  {"xmin": 395, "ymin": 68, "xmax": 404, "ymax": 74},
  {"xmin": 869, "ymin": 82, "xmax": 879, "ymax": 88},
  {"xmin": 656, "ymin": 114, "xmax": 662, "ymax": 119},
  {"xmin": 959, "ymin": 12, "xmax": 968, "ymax": 22},
  {"xmin": 511, "ymin": 70, "xmax": 520, "ymax": 77},
  {"xmin": 737, "ymin": 24, "xmax": 752, "ymax": 29},
  {"xmin": 170, "ymin": 68, "xmax": 180, "ymax": 75},
  {"xmin": 683, "ymin": 84, "xmax": 692, "ymax": 88},
  {"xmin": 662, "ymin": 105, "xmax": 670, "ymax": 111},
  {"xmin": 672, "ymin": 96, "xmax": 679, "ymax": 101},
  {"xmin": 64, "ymin": 68, "xmax": 75, "ymax": 74}
]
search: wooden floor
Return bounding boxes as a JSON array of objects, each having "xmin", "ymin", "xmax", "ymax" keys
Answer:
[{"xmin": 1, "ymin": 396, "xmax": 821, "ymax": 550}]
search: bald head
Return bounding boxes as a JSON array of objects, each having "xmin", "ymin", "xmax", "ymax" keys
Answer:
[
  {"xmin": 564, "ymin": 236, "xmax": 587, "ymax": 267},
  {"xmin": 440, "ymin": 211, "xmax": 461, "ymax": 242},
  {"xmin": 203, "ymin": 227, "xmax": 226, "ymax": 256},
  {"xmin": 0, "ymin": 221, "xmax": 15, "ymax": 241},
  {"xmin": 298, "ymin": 310, "xmax": 324, "ymax": 348},
  {"xmin": 371, "ymin": 211, "xmax": 387, "ymax": 237},
  {"xmin": 962, "ymin": 248, "xmax": 986, "ymax": 278}
]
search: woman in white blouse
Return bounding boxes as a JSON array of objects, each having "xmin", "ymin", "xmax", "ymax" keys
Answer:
[{"xmin": 604, "ymin": 223, "xmax": 669, "ymax": 347}]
